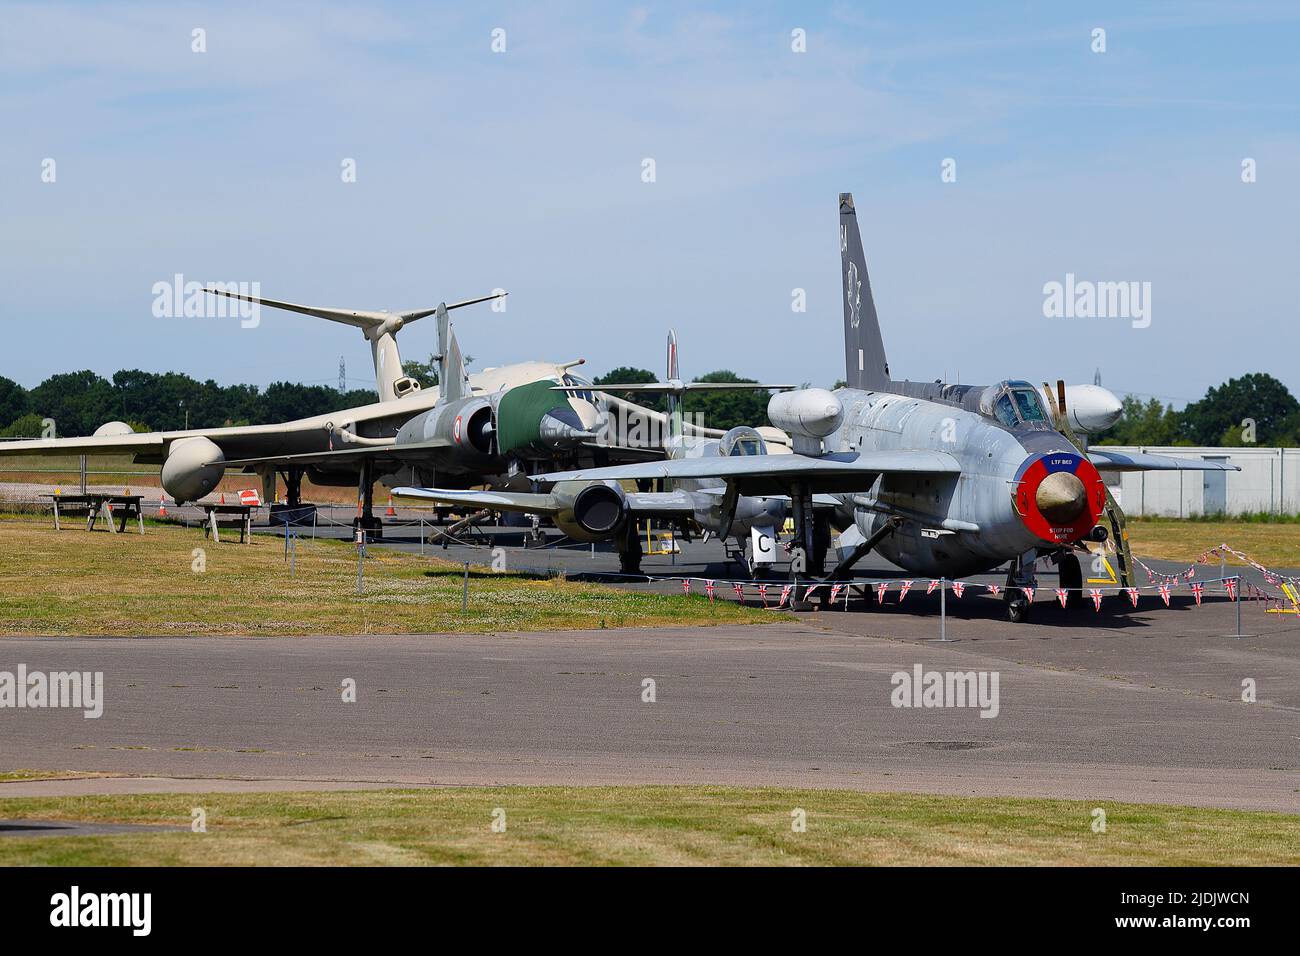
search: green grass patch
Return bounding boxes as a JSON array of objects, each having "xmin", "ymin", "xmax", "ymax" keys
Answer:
[
  {"xmin": 0, "ymin": 516, "xmax": 775, "ymax": 636},
  {"xmin": 0, "ymin": 786, "xmax": 1294, "ymax": 866}
]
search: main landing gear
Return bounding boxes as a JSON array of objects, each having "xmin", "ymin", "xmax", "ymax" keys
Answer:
[
  {"xmin": 1004, "ymin": 550, "xmax": 1037, "ymax": 623},
  {"xmin": 353, "ymin": 457, "xmax": 383, "ymax": 540},
  {"xmin": 617, "ymin": 520, "xmax": 643, "ymax": 576}
]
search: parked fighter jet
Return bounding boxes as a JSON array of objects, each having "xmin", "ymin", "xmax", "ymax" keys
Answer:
[
  {"xmin": 394, "ymin": 330, "xmax": 799, "ymax": 573},
  {"xmin": 531, "ymin": 193, "xmax": 1237, "ymax": 621},
  {"xmin": 0, "ymin": 288, "xmax": 674, "ymax": 535}
]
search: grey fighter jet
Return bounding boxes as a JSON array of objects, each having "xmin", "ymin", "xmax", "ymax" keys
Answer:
[{"xmin": 531, "ymin": 193, "xmax": 1237, "ymax": 621}]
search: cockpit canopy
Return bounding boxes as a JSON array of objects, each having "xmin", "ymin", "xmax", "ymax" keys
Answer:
[
  {"xmin": 718, "ymin": 426, "xmax": 767, "ymax": 457},
  {"xmin": 559, "ymin": 373, "xmax": 595, "ymax": 404},
  {"xmin": 978, "ymin": 380, "xmax": 1049, "ymax": 430}
]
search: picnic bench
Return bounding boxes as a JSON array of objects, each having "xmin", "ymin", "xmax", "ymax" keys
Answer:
[
  {"xmin": 199, "ymin": 503, "xmax": 256, "ymax": 544},
  {"xmin": 45, "ymin": 493, "xmax": 144, "ymax": 535}
]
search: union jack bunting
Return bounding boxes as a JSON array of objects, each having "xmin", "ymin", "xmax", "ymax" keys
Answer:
[
  {"xmin": 732, "ymin": 582, "xmax": 745, "ymax": 601},
  {"xmin": 757, "ymin": 583, "xmax": 768, "ymax": 606},
  {"xmin": 927, "ymin": 579, "xmax": 940, "ymax": 595},
  {"xmin": 704, "ymin": 580, "xmax": 715, "ymax": 602},
  {"xmin": 1158, "ymin": 583, "xmax": 1171, "ymax": 606},
  {"xmin": 777, "ymin": 585, "xmax": 792, "ymax": 608},
  {"xmin": 1190, "ymin": 581, "xmax": 1204, "ymax": 606},
  {"xmin": 1126, "ymin": 587, "xmax": 1139, "ymax": 607},
  {"xmin": 898, "ymin": 580, "xmax": 913, "ymax": 602},
  {"xmin": 1021, "ymin": 586, "xmax": 1034, "ymax": 603},
  {"xmin": 803, "ymin": 584, "xmax": 821, "ymax": 602},
  {"xmin": 1225, "ymin": 578, "xmax": 1238, "ymax": 601},
  {"xmin": 1056, "ymin": 588, "xmax": 1068, "ymax": 608},
  {"xmin": 951, "ymin": 581, "xmax": 965, "ymax": 598},
  {"xmin": 681, "ymin": 579, "xmax": 690, "ymax": 596},
  {"xmin": 1089, "ymin": 588, "xmax": 1103, "ymax": 611},
  {"xmin": 829, "ymin": 583, "xmax": 844, "ymax": 604},
  {"xmin": 875, "ymin": 581, "xmax": 889, "ymax": 603},
  {"xmin": 987, "ymin": 584, "xmax": 1002, "ymax": 596}
]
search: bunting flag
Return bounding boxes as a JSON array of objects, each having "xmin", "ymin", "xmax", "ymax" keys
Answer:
[
  {"xmin": 1056, "ymin": 588, "xmax": 1068, "ymax": 608},
  {"xmin": 777, "ymin": 585, "xmax": 793, "ymax": 608},
  {"xmin": 1125, "ymin": 587, "xmax": 1139, "ymax": 607},
  {"xmin": 898, "ymin": 580, "xmax": 913, "ymax": 603},
  {"xmin": 1225, "ymin": 578, "xmax": 1238, "ymax": 601},
  {"xmin": 704, "ymin": 580, "xmax": 715, "ymax": 603},
  {"xmin": 874, "ymin": 581, "xmax": 889, "ymax": 604},
  {"xmin": 987, "ymin": 584, "xmax": 1002, "ymax": 596},
  {"xmin": 926, "ymin": 579, "xmax": 940, "ymax": 595},
  {"xmin": 803, "ymin": 584, "xmax": 821, "ymax": 602},
  {"xmin": 732, "ymin": 582, "xmax": 745, "ymax": 602},
  {"xmin": 951, "ymin": 581, "xmax": 965, "ymax": 598},
  {"xmin": 757, "ymin": 583, "xmax": 768, "ymax": 606},
  {"xmin": 1190, "ymin": 581, "xmax": 1204, "ymax": 606},
  {"xmin": 681, "ymin": 579, "xmax": 691, "ymax": 596},
  {"xmin": 1089, "ymin": 588, "xmax": 1103, "ymax": 611},
  {"xmin": 1185, "ymin": 567, "xmax": 1195, "ymax": 580},
  {"xmin": 1158, "ymin": 583, "xmax": 1171, "ymax": 607},
  {"xmin": 1021, "ymin": 586, "xmax": 1034, "ymax": 603},
  {"xmin": 829, "ymin": 583, "xmax": 844, "ymax": 604}
]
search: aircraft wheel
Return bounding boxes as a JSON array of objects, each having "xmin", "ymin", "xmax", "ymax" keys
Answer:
[
  {"xmin": 1007, "ymin": 597, "xmax": 1031, "ymax": 624},
  {"xmin": 1058, "ymin": 552, "xmax": 1082, "ymax": 605}
]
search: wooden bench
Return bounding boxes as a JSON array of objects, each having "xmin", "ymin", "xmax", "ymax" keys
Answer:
[
  {"xmin": 44, "ymin": 494, "xmax": 144, "ymax": 535},
  {"xmin": 199, "ymin": 504, "xmax": 256, "ymax": 544}
]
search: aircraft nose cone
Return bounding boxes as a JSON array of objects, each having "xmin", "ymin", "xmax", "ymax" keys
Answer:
[
  {"xmin": 539, "ymin": 409, "xmax": 597, "ymax": 448},
  {"xmin": 1035, "ymin": 471, "xmax": 1087, "ymax": 524}
]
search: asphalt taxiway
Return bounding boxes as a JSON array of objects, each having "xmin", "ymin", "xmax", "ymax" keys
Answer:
[{"xmin": 2, "ymin": 594, "xmax": 1296, "ymax": 811}]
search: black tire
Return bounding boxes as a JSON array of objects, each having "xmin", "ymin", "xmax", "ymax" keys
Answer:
[
  {"xmin": 1007, "ymin": 597, "xmax": 1031, "ymax": 624},
  {"xmin": 1058, "ymin": 552, "xmax": 1083, "ymax": 606}
]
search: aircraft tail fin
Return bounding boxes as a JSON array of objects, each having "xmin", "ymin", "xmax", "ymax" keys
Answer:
[
  {"xmin": 436, "ymin": 303, "xmax": 469, "ymax": 403},
  {"xmin": 839, "ymin": 193, "xmax": 890, "ymax": 390},
  {"xmin": 666, "ymin": 328, "xmax": 681, "ymax": 440}
]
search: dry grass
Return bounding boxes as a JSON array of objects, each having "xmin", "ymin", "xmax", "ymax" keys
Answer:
[
  {"xmin": 0, "ymin": 516, "xmax": 771, "ymax": 636},
  {"xmin": 1126, "ymin": 519, "xmax": 1300, "ymax": 568},
  {"xmin": 0, "ymin": 452, "xmax": 359, "ymax": 503},
  {"xmin": 0, "ymin": 786, "xmax": 1295, "ymax": 866}
]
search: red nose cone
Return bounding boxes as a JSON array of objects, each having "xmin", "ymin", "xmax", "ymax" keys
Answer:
[{"xmin": 1014, "ymin": 452, "xmax": 1105, "ymax": 544}]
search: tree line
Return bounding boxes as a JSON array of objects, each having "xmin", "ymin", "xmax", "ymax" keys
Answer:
[
  {"xmin": 2, "ymin": 365, "xmax": 1295, "ymax": 448},
  {"xmin": 0, "ymin": 370, "xmax": 377, "ymax": 438}
]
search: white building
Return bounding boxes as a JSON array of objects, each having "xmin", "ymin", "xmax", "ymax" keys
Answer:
[{"xmin": 1100, "ymin": 446, "xmax": 1300, "ymax": 517}]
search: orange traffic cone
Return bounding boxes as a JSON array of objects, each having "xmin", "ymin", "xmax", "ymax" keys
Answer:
[
  {"xmin": 386, "ymin": 496, "xmax": 396, "ymax": 517},
  {"xmin": 158, "ymin": 497, "xmax": 168, "ymax": 517},
  {"xmin": 219, "ymin": 492, "xmax": 225, "ymax": 505}
]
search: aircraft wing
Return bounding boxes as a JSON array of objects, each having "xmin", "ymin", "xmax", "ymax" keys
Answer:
[
  {"xmin": 0, "ymin": 433, "xmax": 166, "ymax": 456},
  {"xmin": 394, "ymin": 487, "xmax": 562, "ymax": 515},
  {"xmin": 220, "ymin": 439, "xmax": 449, "ymax": 468},
  {"xmin": 535, "ymin": 450, "xmax": 960, "ymax": 496},
  {"xmin": 0, "ymin": 398, "xmax": 419, "ymax": 466},
  {"xmin": 391, "ymin": 486, "xmax": 696, "ymax": 517},
  {"xmin": 1088, "ymin": 450, "xmax": 1241, "ymax": 472}
]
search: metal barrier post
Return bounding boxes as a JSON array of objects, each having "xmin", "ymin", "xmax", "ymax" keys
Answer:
[
  {"xmin": 1235, "ymin": 575, "xmax": 1241, "ymax": 637},
  {"xmin": 1222, "ymin": 575, "xmax": 1254, "ymax": 639},
  {"xmin": 925, "ymin": 577, "xmax": 955, "ymax": 642},
  {"xmin": 355, "ymin": 530, "xmax": 365, "ymax": 595}
]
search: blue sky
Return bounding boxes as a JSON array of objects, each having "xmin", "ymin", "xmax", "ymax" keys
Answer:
[{"xmin": 2, "ymin": 1, "xmax": 1297, "ymax": 406}]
